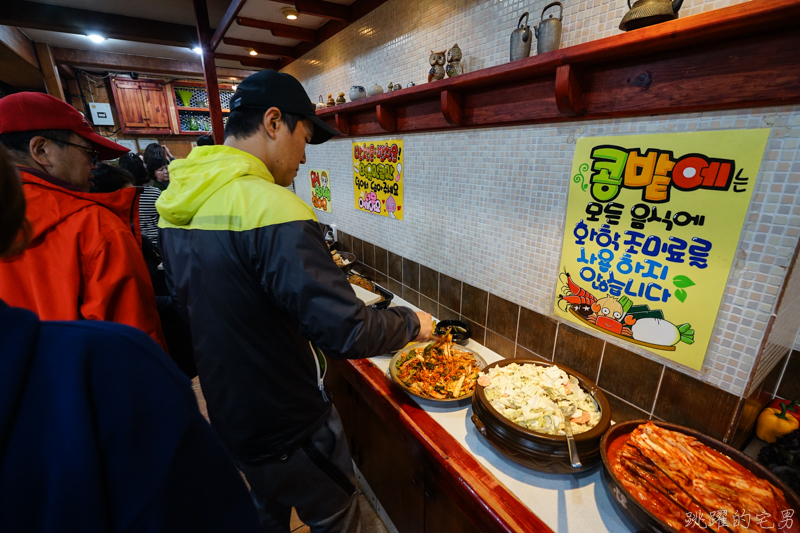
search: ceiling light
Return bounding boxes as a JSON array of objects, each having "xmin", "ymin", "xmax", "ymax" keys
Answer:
[
  {"xmin": 193, "ymin": 47, "xmax": 203, "ymax": 54},
  {"xmin": 231, "ymin": 84, "xmax": 238, "ymax": 91},
  {"xmin": 86, "ymin": 34, "xmax": 105, "ymax": 43},
  {"xmin": 281, "ymin": 7, "xmax": 299, "ymax": 20},
  {"xmin": 249, "ymin": 49, "xmax": 258, "ymax": 56}
]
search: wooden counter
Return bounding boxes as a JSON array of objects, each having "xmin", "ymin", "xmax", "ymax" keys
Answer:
[{"xmin": 327, "ymin": 300, "xmax": 637, "ymax": 533}]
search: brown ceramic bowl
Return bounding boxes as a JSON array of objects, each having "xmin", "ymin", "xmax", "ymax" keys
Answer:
[
  {"xmin": 471, "ymin": 359, "xmax": 611, "ymax": 474},
  {"xmin": 600, "ymin": 420, "xmax": 800, "ymax": 533},
  {"xmin": 390, "ymin": 343, "xmax": 487, "ymax": 403}
]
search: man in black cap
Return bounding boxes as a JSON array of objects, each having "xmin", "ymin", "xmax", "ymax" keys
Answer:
[{"xmin": 157, "ymin": 71, "xmax": 431, "ymax": 532}]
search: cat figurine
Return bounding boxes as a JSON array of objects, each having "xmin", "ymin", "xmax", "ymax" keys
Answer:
[
  {"xmin": 427, "ymin": 50, "xmax": 445, "ymax": 82},
  {"xmin": 445, "ymin": 43, "xmax": 463, "ymax": 77}
]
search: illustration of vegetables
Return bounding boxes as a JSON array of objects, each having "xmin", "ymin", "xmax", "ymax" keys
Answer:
[
  {"xmin": 672, "ymin": 275, "xmax": 696, "ymax": 303},
  {"xmin": 631, "ymin": 318, "xmax": 694, "ymax": 346}
]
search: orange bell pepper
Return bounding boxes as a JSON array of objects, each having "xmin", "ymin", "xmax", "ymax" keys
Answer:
[{"xmin": 756, "ymin": 402, "xmax": 800, "ymax": 443}]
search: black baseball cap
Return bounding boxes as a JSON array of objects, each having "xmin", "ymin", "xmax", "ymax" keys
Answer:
[{"xmin": 229, "ymin": 70, "xmax": 339, "ymax": 145}]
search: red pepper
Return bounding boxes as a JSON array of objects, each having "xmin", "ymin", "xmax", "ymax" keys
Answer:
[{"xmin": 767, "ymin": 399, "xmax": 800, "ymax": 423}]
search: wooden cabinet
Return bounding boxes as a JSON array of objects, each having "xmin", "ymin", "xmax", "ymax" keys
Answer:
[
  {"xmin": 327, "ymin": 363, "xmax": 477, "ymax": 533},
  {"xmin": 110, "ymin": 77, "xmax": 172, "ymax": 134}
]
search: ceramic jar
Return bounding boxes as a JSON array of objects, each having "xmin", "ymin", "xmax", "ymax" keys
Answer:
[
  {"xmin": 407, "ymin": 81, "xmax": 416, "ymax": 88},
  {"xmin": 316, "ymin": 95, "xmax": 325, "ymax": 110},
  {"xmin": 368, "ymin": 83, "xmax": 384, "ymax": 96},
  {"xmin": 336, "ymin": 92, "xmax": 346, "ymax": 105},
  {"xmin": 326, "ymin": 94, "xmax": 335, "ymax": 107},
  {"xmin": 349, "ymin": 86, "xmax": 367, "ymax": 101}
]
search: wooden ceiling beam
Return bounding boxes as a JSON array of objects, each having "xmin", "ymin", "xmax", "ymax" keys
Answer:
[
  {"xmin": 223, "ymin": 37, "xmax": 297, "ymax": 59},
  {"xmin": 0, "ymin": 25, "xmax": 39, "ymax": 70},
  {"xmin": 270, "ymin": 0, "xmax": 351, "ymax": 22},
  {"xmin": 49, "ymin": 46, "xmax": 256, "ymax": 79},
  {"xmin": 1, "ymin": 1, "xmax": 200, "ymax": 48},
  {"xmin": 210, "ymin": 0, "xmax": 249, "ymax": 51},
  {"xmin": 214, "ymin": 53, "xmax": 279, "ymax": 70},
  {"xmin": 235, "ymin": 17, "xmax": 317, "ymax": 42},
  {"xmin": 291, "ymin": 0, "xmax": 390, "ymax": 62},
  {"xmin": 35, "ymin": 42, "xmax": 66, "ymax": 101}
]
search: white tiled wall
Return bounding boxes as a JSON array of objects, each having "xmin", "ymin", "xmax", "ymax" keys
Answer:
[{"xmin": 280, "ymin": 0, "xmax": 800, "ymax": 397}]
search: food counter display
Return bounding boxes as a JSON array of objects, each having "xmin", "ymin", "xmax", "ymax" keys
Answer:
[
  {"xmin": 328, "ymin": 293, "xmax": 639, "ymax": 533},
  {"xmin": 329, "ymin": 290, "xmax": 799, "ymax": 533}
]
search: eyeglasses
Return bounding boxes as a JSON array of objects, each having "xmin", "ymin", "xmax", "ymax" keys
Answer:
[{"xmin": 47, "ymin": 138, "xmax": 100, "ymax": 165}]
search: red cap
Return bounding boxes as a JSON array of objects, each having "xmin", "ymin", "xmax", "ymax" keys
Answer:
[{"xmin": 0, "ymin": 92, "xmax": 129, "ymax": 160}]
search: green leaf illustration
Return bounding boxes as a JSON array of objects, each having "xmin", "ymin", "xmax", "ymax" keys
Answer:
[
  {"xmin": 673, "ymin": 275, "xmax": 696, "ymax": 289},
  {"xmin": 675, "ymin": 288, "xmax": 687, "ymax": 303}
]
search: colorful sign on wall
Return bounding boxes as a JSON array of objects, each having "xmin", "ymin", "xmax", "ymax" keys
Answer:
[
  {"xmin": 309, "ymin": 169, "xmax": 332, "ymax": 212},
  {"xmin": 352, "ymin": 140, "xmax": 404, "ymax": 220},
  {"xmin": 555, "ymin": 129, "xmax": 770, "ymax": 370}
]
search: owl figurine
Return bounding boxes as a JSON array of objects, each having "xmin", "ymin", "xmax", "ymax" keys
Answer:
[
  {"xmin": 427, "ymin": 50, "xmax": 445, "ymax": 83},
  {"xmin": 445, "ymin": 43, "xmax": 463, "ymax": 77}
]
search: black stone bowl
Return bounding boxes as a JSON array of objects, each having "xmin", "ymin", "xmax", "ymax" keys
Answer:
[
  {"xmin": 435, "ymin": 319, "xmax": 470, "ymax": 345},
  {"xmin": 600, "ymin": 420, "xmax": 800, "ymax": 533},
  {"xmin": 471, "ymin": 358, "xmax": 611, "ymax": 474}
]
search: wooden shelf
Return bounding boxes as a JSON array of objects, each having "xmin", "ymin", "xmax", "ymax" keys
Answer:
[
  {"xmin": 317, "ymin": 0, "xmax": 800, "ymax": 137},
  {"xmin": 177, "ymin": 106, "xmax": 231, "ymax": 113}
]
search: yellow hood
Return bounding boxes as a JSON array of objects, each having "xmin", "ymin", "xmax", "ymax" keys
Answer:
[{"xmin": 156, "ymin": 146, "xmax": 274, "ymax": 226}]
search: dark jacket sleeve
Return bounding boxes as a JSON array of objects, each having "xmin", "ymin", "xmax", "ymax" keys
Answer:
[{"xmin": 253, "ymin": 220, "xmax": 420, "ymax": 359}]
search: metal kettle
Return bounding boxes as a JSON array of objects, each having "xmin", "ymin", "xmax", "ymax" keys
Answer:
[
  {"xmin": 619, "ymin": 0, "xmax": 684, "ymax": 31},
  {"xmin": 510, "ymin": 12, "xmax": 532, "ymax": 62},
  {"xmin": 534, "ymin": 2, "xmax": 563, "ymax": 55}
]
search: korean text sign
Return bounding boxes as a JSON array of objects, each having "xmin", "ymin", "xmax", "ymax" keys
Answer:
[
  {"xmin": 352, "ymin": 140, "xmax": 404, "ymax": 220},
  {"xmin": 555, "ymin": 130, "xmax": 769, "ymax": 370},
  {"xmin": 309, "ymin": 169, "xmax": 332, "ymax": 212}
]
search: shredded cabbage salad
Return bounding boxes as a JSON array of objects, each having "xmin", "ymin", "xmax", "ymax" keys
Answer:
[{"xmin": 480, "ymin": 363, "xmax": 601, "ymax": 436}]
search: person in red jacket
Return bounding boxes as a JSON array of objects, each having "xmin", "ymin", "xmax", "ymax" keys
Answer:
[{"xmin": 0, "ymin": 92, "xmax": 167, "ymax": 351}]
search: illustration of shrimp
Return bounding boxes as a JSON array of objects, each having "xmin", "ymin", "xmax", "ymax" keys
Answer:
[
  {"xmin": 557, "ymin": 271, "xmax": 597, "ymax": 318},
  {"xmin": 587, "ymin": 295, "xmax": 636, "ymax": 337}
]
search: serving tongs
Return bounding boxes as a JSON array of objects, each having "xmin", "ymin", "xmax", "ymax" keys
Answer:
[{"xmin": 623, "ymin": 449, "xmax": 735, "ymax": 533}]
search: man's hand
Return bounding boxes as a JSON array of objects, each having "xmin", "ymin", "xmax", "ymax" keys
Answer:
[{"xmin": 414, "ymin": 311, "xmax": 433, "ymax": 342}]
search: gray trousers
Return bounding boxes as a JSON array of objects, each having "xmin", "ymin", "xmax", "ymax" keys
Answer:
[{"xmin": 237, "ymin": 407, "xmax": 361, "ymax": 533}]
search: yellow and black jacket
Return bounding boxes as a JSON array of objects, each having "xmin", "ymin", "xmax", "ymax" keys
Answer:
[{"xmin": 157, "ymin": 146, "xmax": 419, "ymax": 462}]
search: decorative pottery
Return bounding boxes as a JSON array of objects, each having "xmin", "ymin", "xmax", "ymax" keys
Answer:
[
  {"xmin": 176, "ymin": 90, "xmax": 193, "ymax": 107},
  {"xmin": 336, "ymin": 92, "xmax": 346, "ymax": 105},
  {"xmin": 392, "ymin": 83, "xmax": 402, "ymax": 91},
  {"xmin": 326, "ymin": 94, "xmax": 335, "ymax": 107},
  {"xmin": 316, "ymin": 95, "xmax": 325, "ymax": 110},
  {"xmin": 620, "ymin": 0, "xmax": 683, "ymax": 31},
  {"xmin": 510, "ymin": 12, "xmax": 533, "ymax": 61},
  {"xmin": 349, "ymin": 86, "xmax": 367, "ymax": 101},
  {"xmin": 427, "ymin": 50, "xmax": 446, "ymax": 82},
  {"xmin": 407, "ymin": 81, "xmax": 416, "ymax": 88},
  {"xmin": 534, "ymin": 2, "xmax": 563, "ymax": 54},
  {"xmin": 368, "ymin": 83, "xmax": 384, "ymax": 96},
  {"xmin": 445, "ymin": 43, "xmax": 464, "ymax": 77}
]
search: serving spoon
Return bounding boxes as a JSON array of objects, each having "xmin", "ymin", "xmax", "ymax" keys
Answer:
[{"xmin": 561, "ymin": 402, "xmax": 582, "ymax": 469}]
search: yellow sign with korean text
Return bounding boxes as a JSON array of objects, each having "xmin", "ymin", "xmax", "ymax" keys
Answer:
[
  {"xmin": 555, "ymin": 130, "xmax": 770, "ymax": 370},
  {"xmin": 352, "ymin": 140, "xmax": 404, "ymax": 220},
  {"xmin": 309, "ymin": 169, "xmax": 332, "ymax": 212}
]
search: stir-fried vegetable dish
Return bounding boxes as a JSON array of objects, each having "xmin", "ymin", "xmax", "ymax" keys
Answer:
[
  {"xmin": 609, "ymin": 422, "xmax": 798, "ymax": 533},
  {"xmin": 395, "ymin": 335, "xmax": 480, "ymax": 399},
  {"xmin": 479, "ymin": 363, "xmax": 601, "ymax": 435}
]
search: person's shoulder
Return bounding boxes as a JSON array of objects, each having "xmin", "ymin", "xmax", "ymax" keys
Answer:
[
  {"xmin": 41, "ymin": 320, "xmax": 183, "ymax": 380},
  {"xmin": 229, "ymin": 178, "xmax": 317, "ymax": 229}
]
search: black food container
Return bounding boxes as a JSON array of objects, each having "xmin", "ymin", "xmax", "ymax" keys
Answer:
[
  {"xmin": 600, "ymin": 420, "xmax": 800, "ymax": 533},
  {"xmin": 471, "ymin": 358, "xmax": 611, "ymax": 474},
  {"xmin": 370, "ymin": 283, "xmax": 394, "ymax": 310},
  {"xmin": 435, "ymin": 319, "xmax": 471, "ymax": 345}
]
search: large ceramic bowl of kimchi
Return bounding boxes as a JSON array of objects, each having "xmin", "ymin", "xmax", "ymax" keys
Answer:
[
  {"xmin": 389, "ymin": 341, "xmax": 487, "ymax": 402},
  {"xmin": 471, "ymin": 359, "xmax": 611, "ymax": 474},
  {"xmin": 601, "ymin": 420, "xmax": 800, "ymax": 533}
]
